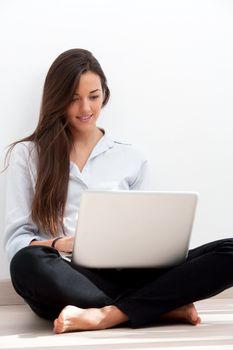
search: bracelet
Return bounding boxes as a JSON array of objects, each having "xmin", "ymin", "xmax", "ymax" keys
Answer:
[{"xmin": 51, "ymin": 237, "xmax": 63, "ymax": 249}]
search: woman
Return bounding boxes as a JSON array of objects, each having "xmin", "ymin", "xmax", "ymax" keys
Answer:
[{"xmin": 3, "ymin": 48, "xmax": 233, "ymax": 334}]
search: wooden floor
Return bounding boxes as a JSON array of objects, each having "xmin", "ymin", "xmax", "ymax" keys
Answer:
[{"xmin": 1, "ymin": 298, "xmax": 233, "ymax": 350}]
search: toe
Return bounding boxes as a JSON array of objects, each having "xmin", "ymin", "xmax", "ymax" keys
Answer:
[
  {"xmin": 53, "ymin": 319, "xmax": 59, "ymax": 333},
  {"xmin": 53, "ymin": 318, "xmax": 65, "ymax": 334}
]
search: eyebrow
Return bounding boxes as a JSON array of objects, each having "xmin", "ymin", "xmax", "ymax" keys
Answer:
[{"xmin": 74, "ymin": 89, "xmax": 101, "ymax": 95}]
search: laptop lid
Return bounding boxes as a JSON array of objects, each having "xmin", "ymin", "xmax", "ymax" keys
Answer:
[{"xmin": 72, "ymin": 191, "xmax": 198, "ymax": 268}]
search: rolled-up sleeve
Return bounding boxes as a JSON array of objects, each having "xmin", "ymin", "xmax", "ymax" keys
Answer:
[{"xmin": 3, "ymin": 142, "xmax": 42, "ymax": 261}]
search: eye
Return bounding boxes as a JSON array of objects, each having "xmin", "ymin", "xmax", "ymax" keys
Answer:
[{"xmin": 90, "ymin": 95, "xmax": 100, "ymax": 100}]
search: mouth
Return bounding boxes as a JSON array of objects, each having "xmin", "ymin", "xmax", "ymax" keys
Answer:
[{"xmin": 76, "ymin": 115, "xmax": 93, "ymax": 122}]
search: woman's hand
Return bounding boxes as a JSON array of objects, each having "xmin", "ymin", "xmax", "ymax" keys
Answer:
[
  {"xmin": 54, "ymin": 236, "xmax": 74, "ymax": 253},
  {"xmin": 30, "ymin": 236, "xmax": 74, "ymax": 253}
]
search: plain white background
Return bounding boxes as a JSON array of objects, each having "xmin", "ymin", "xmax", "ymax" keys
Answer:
[{"xmin": 0, "ymin": 0, "xmax": 233, "ymax": 279}]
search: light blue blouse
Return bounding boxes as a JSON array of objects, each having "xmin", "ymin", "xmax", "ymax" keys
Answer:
[{"xmin": 3, "ymin": 130, "xmax": 148, "ymax": 261}]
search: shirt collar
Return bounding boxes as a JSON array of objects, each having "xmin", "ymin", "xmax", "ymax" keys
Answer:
[
  {"xmin": 69, "ymin": 128, "xmax": 115, "ymax": 180},
  {"xmin": 89, "ymin": 128, "xmax": 114, "ymax": 160}
]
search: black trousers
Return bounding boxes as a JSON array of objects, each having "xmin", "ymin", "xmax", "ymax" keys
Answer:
[{"xmin": 10, "ymin": 238, "xmax": 233, "ymax": 327}]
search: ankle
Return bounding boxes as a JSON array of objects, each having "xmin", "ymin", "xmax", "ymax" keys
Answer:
[
  {"xmin": 99, "ymin": 305, "xmax": 129, "ymax": 329},
  {"xmin": 103, "ymin": 305, "xmax": 127, "ymax": 318}
]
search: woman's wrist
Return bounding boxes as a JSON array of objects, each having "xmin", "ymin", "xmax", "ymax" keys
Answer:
[{"xmin": 51, "ymin": 237, "xmax": 63, "ymax": 249}]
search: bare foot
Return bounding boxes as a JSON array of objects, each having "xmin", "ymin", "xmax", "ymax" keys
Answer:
[
  {"xmin": 160, "ymin": 303, "xmax": 201, "ymax": 325},
  {"xmin": 53, "ymin": 305, "xmax": 129, "ymax": 334}
]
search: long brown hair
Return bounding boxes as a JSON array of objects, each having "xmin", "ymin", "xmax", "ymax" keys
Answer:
[{"xmin": 4, "ymin": 48, "xmax": 110, "ymax": 237}]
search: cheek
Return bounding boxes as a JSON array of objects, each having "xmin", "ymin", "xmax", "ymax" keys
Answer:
[
  {"xmin": 94, "ymin": 100, "xmax": 103, "ymax": 112},
  {"xmin": 66, "ymin": 105, "xmax": 77, "ymax": 119}
]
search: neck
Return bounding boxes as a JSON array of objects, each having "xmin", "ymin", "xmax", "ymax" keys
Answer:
[{"xmin": 71, "ymin": 127, "xmax": 104, "ymax": 148}]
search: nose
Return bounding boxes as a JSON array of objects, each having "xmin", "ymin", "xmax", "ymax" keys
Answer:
[{"xmin": 79, "ymin": 98, "xmax": 92, "ymax": 115}]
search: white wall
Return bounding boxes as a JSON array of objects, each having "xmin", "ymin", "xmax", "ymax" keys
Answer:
[{"xmin": 0, "ymin": 0, "xmax": 233, "ymax": 279}]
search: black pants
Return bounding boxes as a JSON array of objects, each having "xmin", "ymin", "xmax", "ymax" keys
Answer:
[{"xmin": 10, "ymin": 238, "xmax": 233, "ymax": 327}]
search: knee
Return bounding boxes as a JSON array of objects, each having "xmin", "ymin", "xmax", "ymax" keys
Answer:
[
  {"xmin": 215, "ymin": 238, "xmax": 233, "ymax": 254},
  {"xmin": 10, "ymin": 245, "xmax": 58, "ymax": 287}
]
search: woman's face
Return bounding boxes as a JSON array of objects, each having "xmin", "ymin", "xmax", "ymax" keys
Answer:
[{"xmin": 66, "ymin": 71, "xmax": 104, "ymax": 134}]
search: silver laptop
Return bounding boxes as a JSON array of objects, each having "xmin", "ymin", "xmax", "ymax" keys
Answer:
[{"xmin": 71, "ymin": 190, "xmax": 198, "ymax": 268}]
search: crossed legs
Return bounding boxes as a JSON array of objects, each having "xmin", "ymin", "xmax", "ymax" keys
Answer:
[{"xmin": 10, "ymin": 238, "xmax": 233, "ymax": 333}]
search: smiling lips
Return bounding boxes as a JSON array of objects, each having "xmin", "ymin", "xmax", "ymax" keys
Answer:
[{"xmin": 77, "ymin": 115, "xmax": 93, "ymax": 121}]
